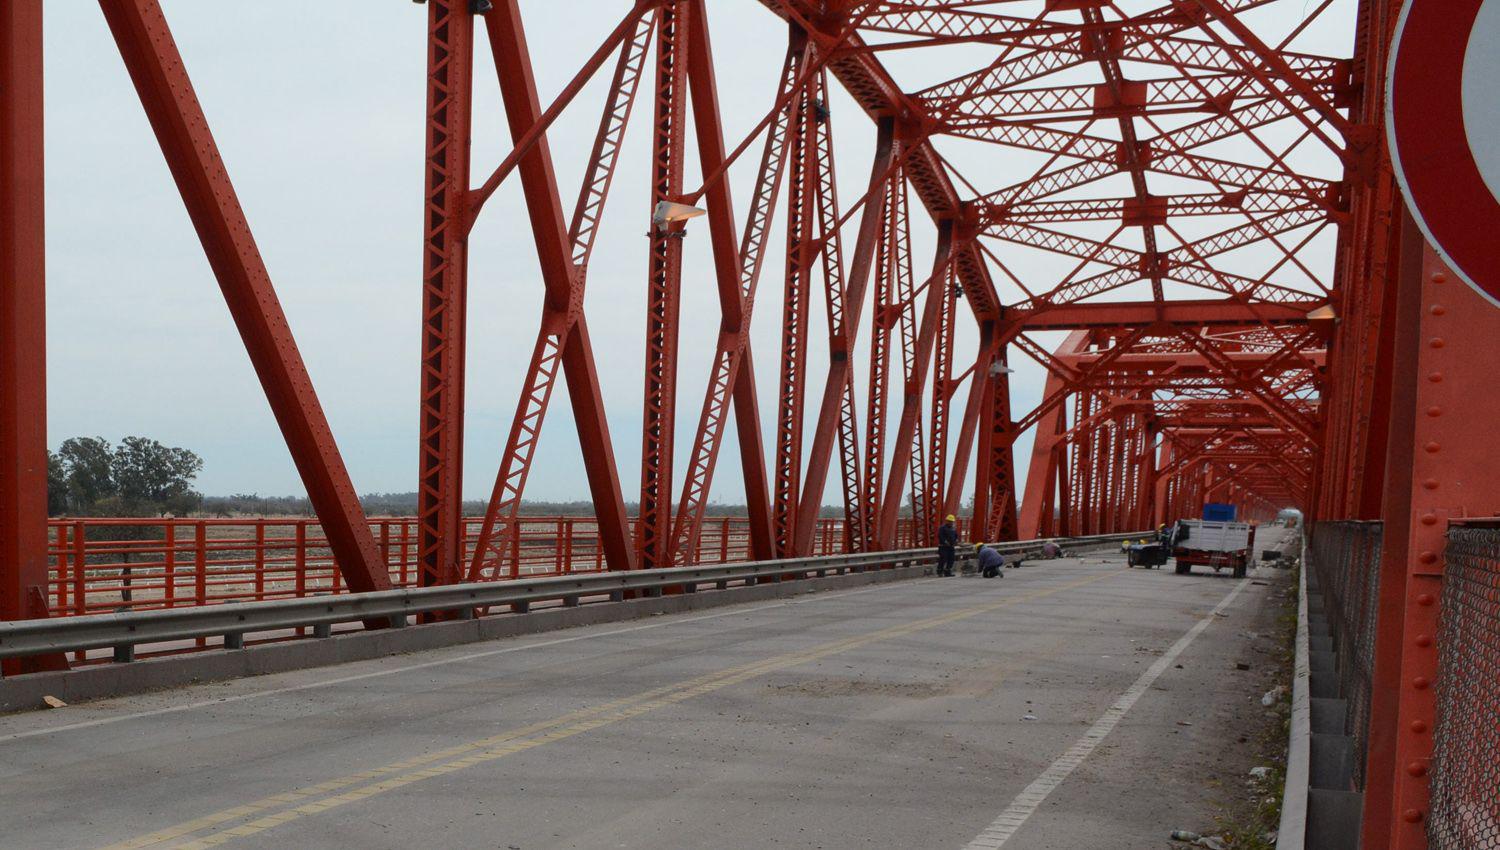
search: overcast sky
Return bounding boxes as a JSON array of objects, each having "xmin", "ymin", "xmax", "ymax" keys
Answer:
[{"xmin": 42, "ymin": 1, "xmax": 1351, "ymax": 505}]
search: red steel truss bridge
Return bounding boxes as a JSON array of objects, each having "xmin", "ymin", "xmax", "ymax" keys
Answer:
[{"xmin": 3, "ymin": 2, "xmax": 1499, "ymax": 848}]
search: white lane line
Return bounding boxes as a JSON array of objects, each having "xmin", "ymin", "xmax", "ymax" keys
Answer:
[
  {"xmin": 0, "ymin": 576, "xmax": 942, "ymax": 744},
  {"xmin": 961, "ymin": 577, "xmax": 1251, "ymax": 850}
]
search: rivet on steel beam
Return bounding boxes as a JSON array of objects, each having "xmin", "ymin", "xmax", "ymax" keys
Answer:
[
  {"xmin": 1431, "ymin": 272, "xmax": 1447, "ymax": 283},
  {"xmin": 1413, "ymin": 676, "xmax": 1430, "ymax": 690},
  {"xmin": 1411, "ymin": 719, "xmax": 1429, "ymax": 733},
  {"xmin": 1420, "ymin": 514, "xmax": 1438, "ymax": 526},
  {"xmin": 1429, "ymin": 337, "xmax": 1445, "ymax": 348},
  {"xmin": 1419, "ymin": 550, "xmax": 1437, "ymax": 564},
  {"xmin": 1423, "ymin": 479, "xmax": 1439, "ymax": 490},
  {"xmin": 1426, "ymin": 406, "xmax": 1442, "ymax": 417},
  {"xmin": 1406, "ymin": 762, "xmax": 1428, "ymax": 778},
  {"xmin": 1430, "ymin": 304, "xmax": 1446, "ymax": 316},
  {"xmin": 1415, "ymin": 634, "xmax": 1432, "ymax": 648},
  {"xmin": 1427, "ymin": 372, "xmax": 1443, "ymax": 383},
  {"xmin": 1424, "ymin": 442, "xmax": 1441, "ymax": 453},
  {"xmin": 1417, "ymin": 593, "xmax": 1435, "ymax": 606},
  {"xmin": 1402, "ymin": 808, "xmax": 1424, "ymax": 824}
]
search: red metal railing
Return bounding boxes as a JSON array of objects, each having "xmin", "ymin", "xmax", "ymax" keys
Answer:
[{"xmin": 45, "ymin": 516, "xmax": 919, "ymax": 617}]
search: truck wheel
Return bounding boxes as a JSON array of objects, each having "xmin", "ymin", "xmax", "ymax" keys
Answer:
[{"xmin": 1174, "ymin": 561, "xmax": 1189, "ymax": 575}]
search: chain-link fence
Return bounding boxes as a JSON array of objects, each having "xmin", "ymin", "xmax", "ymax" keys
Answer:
[
  {"xmin": 1429, "ymin": 522, "xmax": 1500, "ymax": 849},
  {"xmin": 1310, "ymin": 520, "xmax": 1383, "ymax": 789}
]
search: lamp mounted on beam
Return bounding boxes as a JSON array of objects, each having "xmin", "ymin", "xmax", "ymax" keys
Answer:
[{"xmin": 652, "ymin": 200, "xmax": 706, "ymax": 231}]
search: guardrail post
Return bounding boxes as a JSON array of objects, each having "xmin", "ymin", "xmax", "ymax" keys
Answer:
[
  {"xmin": 254, "ymin": 522, "xmax": 266, "ymax": 601},
  {"xmin": 194, "ymin": 521, "xmax": 207, "ymax": 619},
  {"xmin": 162, "ymin": 522, "xmax": 175, "ymax": 608},
  {"xmin": 312, "ymin": 623, "xmax": 332, "ymax": 639},
  {"xmin": 113, "ymin": 644, "xmax": 134, "ymax": 663},
  {"xmin": 224, "ymin": 632, "xmax": 244, "ymax": 650}
]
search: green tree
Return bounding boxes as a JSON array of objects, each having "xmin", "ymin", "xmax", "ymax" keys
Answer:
[
  {"xmin": 110, "ymin": 436, "xmax": 203, "ymax": 516},
  {"xmin": 48, "ymin": 435, "xmax": 204, "ymax": 517},
  {"xmin": 46, "ymin": 450, "xmax": 68, "ymax": 516},
  {"xmin": 56, "ymin": 436, "xmax": 116, "ymax": 512}
]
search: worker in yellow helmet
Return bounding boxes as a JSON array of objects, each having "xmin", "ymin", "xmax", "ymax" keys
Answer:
[{"xmin": 937, "ymin": 513, "xmax": 960, "ymax": 576}]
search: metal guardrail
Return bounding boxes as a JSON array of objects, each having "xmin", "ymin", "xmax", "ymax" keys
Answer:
[{"xmin": 0, "ymin": 533, "xmax": 1140, "ymax": 669}]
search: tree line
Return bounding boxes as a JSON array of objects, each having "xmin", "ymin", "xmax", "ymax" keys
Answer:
[
  {"xmin": 47, "ymin": 437, "xmax": 855, "ymax": 520},
  {"xmin": 49, "ymin": 436, "xmax": 204, "ymax": 518}
]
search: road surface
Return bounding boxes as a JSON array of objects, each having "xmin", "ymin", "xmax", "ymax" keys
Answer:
[{"xmin": 0, "ymin": 533, "xmax": 1296, "ymax": 849}]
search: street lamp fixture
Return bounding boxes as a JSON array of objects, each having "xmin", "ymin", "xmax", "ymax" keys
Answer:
[{"xmin": 652, "ymin": 200, "xmax": 706, "ymax": 230}]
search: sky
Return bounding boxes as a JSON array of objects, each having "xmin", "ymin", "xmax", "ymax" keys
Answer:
[{"xmin": 42, "ymin": 0, "xmax": 1352, "ymax": 506}]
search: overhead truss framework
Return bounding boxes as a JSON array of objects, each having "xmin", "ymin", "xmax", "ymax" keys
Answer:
[
  {"xmin": 0, "ymin": 0, "xmax": 1369, "ymax": 664},
  {"xmin": 4, "ymin": 0, "xmax": 1352, "ymax": 593}
]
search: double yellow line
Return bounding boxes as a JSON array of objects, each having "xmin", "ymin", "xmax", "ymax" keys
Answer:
[{"xmin": 102, "ymin": 570, "xmax": 1116, "ymax": 850}]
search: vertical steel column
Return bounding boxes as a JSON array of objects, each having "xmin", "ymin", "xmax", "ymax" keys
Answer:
[
  {"xmin": 1363, "ymin": 235, "xmax": 1500, "ymax": 846},
  {"xmin": 876, "ymin": 227, "xmax": 954, "ymax": 548},
  {"xmin": 860, "ymin": 164, "xmax": 906, "ymax": 548},
  {"xmin": 942, "ymin": 325, "xmax": 997, "ymax": 521},
  {"xmin": 0, "ymin": 1, "xmax": 66, "ymax": 674},
  {"xmin": 772, "ymin": 70, "xmax": 815, "ymax": 556},
  {"xmin": 924, "ymin": 273, "xmax": 957, "ymax": 542},
  {"xmin": 100, "ymin": 0, "xmax": 391, "ymax": 595},
  {"xmin": 637, "ymin": 1, "xmax": 690, "ymax": 570},
  {"xmin": 414, "ymin": 0, "xmax": 474, "ymax": 588},
  {"xmin": 668, "ymin": 12, "xmax": 800, "ymax": 565},
  {"xmin": 1018, "ymin": 368, "xmax": 1069, "ymax": 538},
  {"xmin": 793, "ymin": 118, "xmax": 895, "ymax": 555}
]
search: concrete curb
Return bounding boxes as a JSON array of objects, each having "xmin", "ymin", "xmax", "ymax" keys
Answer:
[
  {"xmin": 1, "ymin": 565, "xmax": 928, "ymax": 715},
  {"xmin": 1278, "ymin": 535, "xmax": 1312, "ymax": 849}
]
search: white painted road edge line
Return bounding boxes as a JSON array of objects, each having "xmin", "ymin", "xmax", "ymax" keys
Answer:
[
  {"xmin": 0, "ymin": 575, "xmax": 941, "ymax": 744},
  {"xmin": 961, "ymin": 576, "xmax": 1252, "ymax": 849}
]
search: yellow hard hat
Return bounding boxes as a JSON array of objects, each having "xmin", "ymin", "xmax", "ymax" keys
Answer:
[{"xmin": 946, "ymin": 514, "xmax": 956, "ymax": 522}]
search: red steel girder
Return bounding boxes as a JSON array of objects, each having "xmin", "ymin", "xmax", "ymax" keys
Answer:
[
  {"xmin": 101, "ymin": 0, "xmax": 392, "ymax": 596},
  {"xmin": 468, "ymin": 6, "xmax": 653, "ymax": 580},
  {"xmin": 637, "ymin": 1, "xmax": 692, "ymax": 570},
  {"xmin": 0, "ymin": 0, "xmax": 66, "ymax": 672},
  {"xmin": 479, "ymin": 1, "xmax": 638, "ymax": 575},
  {"xmin": 664, "ymin": 1, "xmax": 786, "ymax": 567},
  {"xmin": 413, "ymin": 0, "xmax": 475, "ymax": 589}
]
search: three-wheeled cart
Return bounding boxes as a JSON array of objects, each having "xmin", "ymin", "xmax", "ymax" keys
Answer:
[{"xmin": 1127, "ymin": 542, "xmax": 1172, "ymax": 568}]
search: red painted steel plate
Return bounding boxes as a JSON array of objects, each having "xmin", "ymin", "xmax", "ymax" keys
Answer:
[{"xmin": 1388, "ymin": 0, "xmax": 1500, "ymax": 307}]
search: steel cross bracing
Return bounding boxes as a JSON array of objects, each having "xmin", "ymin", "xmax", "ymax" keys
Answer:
[{"xmin": 5, "ymin": 0, "xmax": 1349, "ymax": 584}]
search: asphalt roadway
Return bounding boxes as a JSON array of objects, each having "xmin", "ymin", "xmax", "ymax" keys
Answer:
[{"xmin": 0, "ymin": 531, "xmax": 1296, "ymax": 850}]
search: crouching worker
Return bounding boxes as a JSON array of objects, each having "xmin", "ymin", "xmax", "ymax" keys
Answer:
[
  {"xmin": 975, "ymin": 543, "xmax": 1006, "ymax": 578},
  {"xmin": 937, "ymin": 514, "xmax": 960, "ymax": 576}
]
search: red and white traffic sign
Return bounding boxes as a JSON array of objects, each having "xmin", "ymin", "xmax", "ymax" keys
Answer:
[{"xmin": 1388, "ymin": 0, "xmax": 1500, "ymax": 307}]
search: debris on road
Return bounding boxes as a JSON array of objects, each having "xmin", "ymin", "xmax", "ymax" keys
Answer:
[
  {"xmin": 1261, "ymin": 685, "xmax": 1287, "ymax": 706},
  {"xmin": 41, "ymin": 695, "xmax": 67, "ymax": 709},
  {"xmin": 1170, "ymin": 832, "xmax": 1230, "ymax": 850}
]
